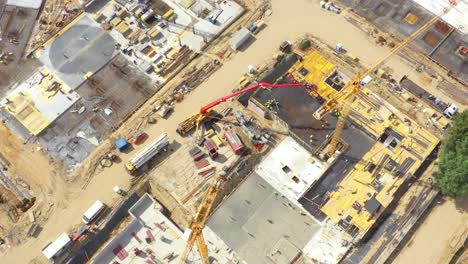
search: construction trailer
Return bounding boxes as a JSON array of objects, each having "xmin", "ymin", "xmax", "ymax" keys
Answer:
[
  {"xmin": 230, "ymin": 28, "xmax": 251, "ymax": 50},
  {"xmin": 224, "ymin": 128, "xmax": 244, "ymax": 154},
  {"xmin": 125, "ymin": 133, "xmax": 169, "ymax": 174},
  {"xmin": 41, "ymin": 233, "xmax": 72, "ymax": 262}
]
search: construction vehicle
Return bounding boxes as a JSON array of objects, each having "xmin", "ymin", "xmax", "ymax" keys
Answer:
[
  {"xmin": 125, "ymin": 133, "xmax": 169, "ymax": 174},
  {"xmin": 179, "ymin": 173, "xmax": 226, "ymax": 264},
  {"xmin": 176, "ymin": 81, "xmax": 310, "ymax": 136},
  {"xmin": 318, "ymin": 7, "xmax": 452, "ymax": 157}
]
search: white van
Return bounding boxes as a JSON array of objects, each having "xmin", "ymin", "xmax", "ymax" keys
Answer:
[
  {"xmin": 443, "ymin": 103, "xmax": 458, "ymax": 119},
  {"xmin": 82, "ymin": 200, "xmax": 106, "ymax": 224}
]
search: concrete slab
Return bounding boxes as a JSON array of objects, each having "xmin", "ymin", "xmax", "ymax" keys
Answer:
[
  {"xmin": 92, "ymin": 193, "xmax": 236, "ymax": 264},
  {"xmin": 1, "ymin": 70, "xmax": 80, "ymax": 135},
  {"xmin": 207, "ymin": 173, "xmax": 320, "ymax": 264},
  {"xmin": 39, "ymin": 15, "xmax": 118, "ymax": 90},
  {"xmin": 6, "ymin": 0, "xmax": 42, "ymax": 9},
  {"xmin": 255, "ymin": 136, "xmax": 326, "ymax": 203},
  {"xmin": 413, "ymin": 0, "xmax": 468, "ymax": 34}
]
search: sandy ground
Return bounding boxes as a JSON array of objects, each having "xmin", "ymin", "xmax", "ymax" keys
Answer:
[
  {"xmin": 394, "ymin": 197, "xmax": 468, "ymax": 264},
  {"xmin": 2, "ymin": 0, "xmax": 466, "ymax": 263},
  {"xmin": 0, "ymin": 123, "xmax": 57, "ymax": 229},
  {"xmin": 0, "ymin": 124, "xmax": 54, "ymax": 190}
]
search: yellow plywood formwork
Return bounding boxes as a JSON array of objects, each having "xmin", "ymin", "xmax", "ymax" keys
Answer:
[
  {"xmin": 4, "ymin": 70, "xmax": 73, "ymax": 136},
  {"xmin": 115, "ymin": 22, "xmax": 132, "ymax": 38},
  {"xmin": 290, "ymin": 50, "xmax": 440, "ymax": 236},
  {"xmin": 289, "ymin": 50, "xmax": 338, "ymax": 100},
  {"xmin": 110, "ymin": 17, "xmax": 123, "ymax": 27},
  {"xmin": 320, "ymin": 94, "xmax": 439, "ymax": 233},
  {"xmin": 404, "ymin": 13, "xmax": 419, "ymax": 25},
  {"xmin": 5, "ymin": 92, "xmax": 50, "ymax": 135},
  {"xmin": 162, "ymin": 9, "xmax": 175, "ymax": 20}
]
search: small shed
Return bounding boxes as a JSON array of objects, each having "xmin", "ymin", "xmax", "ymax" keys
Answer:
[
  {"xmin": 230, "ymin": 28, "xmax": 252, "ymax": 50},
  {"xmin": 115, "ymin": 138, "xmax": 129, "ymax": 152}
]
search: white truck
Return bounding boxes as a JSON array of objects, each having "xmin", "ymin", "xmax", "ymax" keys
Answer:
[{"xmin": 125, "ymin": 133, "xmax": 169, "ymax": 174}]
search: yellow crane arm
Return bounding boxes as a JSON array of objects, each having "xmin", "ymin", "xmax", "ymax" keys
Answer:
[
  {"xmin": 327, "ymin": 101, "xmax": 352, "ymax": 156},
  {"xmin": 196, "ymin": 232, "xmax": 210, "ymax": 263},
  {"xmin": 313, "ymin": 7, "xmax": 450, "ymax": 121},
  {"xmin": 179, "ymin": 175, "xmax": 225, "ymax": 264}
]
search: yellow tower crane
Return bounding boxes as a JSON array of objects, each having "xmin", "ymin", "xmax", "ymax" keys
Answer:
[
  {"xmin": 179, "ymin": 174, "xmax": 226, "ymax": 264},
  {"xmin": 318, "ymin": 7, "xmax": 452, "ymax": 157}
]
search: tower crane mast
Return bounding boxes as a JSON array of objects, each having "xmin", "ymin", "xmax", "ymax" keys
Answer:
[{"xmin": 325, "ymin": 7, "xmax": 450, "ymax": 157}]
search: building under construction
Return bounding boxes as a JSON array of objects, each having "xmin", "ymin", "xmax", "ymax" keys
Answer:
[
  {"xmin": 339, "ymin": 0, "xmax": 468, "ymax": 86},
  {"xmin": 205, "ymin": 49, "xmax": 441, "ymax": 263}
]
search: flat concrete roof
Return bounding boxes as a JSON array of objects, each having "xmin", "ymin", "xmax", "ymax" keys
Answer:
[
  {"xmin": 339, "ymin": 0, "xmax": 468, "ymax": 84},
  {"xmin": 164, "ymin": 0, "xmax": 244, "ymax": 52},
  {"xmin": 207, "ymin": 173, "xmax": 321, "ymax": 264},
  {"xmin": 413, "ymin": 0, "xmax": 468, "ymax": 34},
  {"xmin": 255, "ymin": 136, "xmax": 326, "ymax": 203},
  {"xmin": 252, "ymin": 85, "xmax": 339, "ymax": 153},
  {"xmin": 6, "ymin": 0, "xmax": 42, "ymax": 9},
  {"xmin": 92, "ymin": 193, "xmax": 236, "ymax": 264},
  {"xmin": 39, "ymin": 15, "xmax": 118, "ymax": 90},
  {"xmin": 2, "ymin": 70, "xmax": 80, "ymax": 135}
]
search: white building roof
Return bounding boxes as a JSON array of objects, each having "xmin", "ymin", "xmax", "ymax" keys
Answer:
[
  {"xmin": 303, "ymin": 220, "xmax": 353, "ymax": 264},
  {"xmin": 255, "ymin": 136, "xmax": 326, "ymax": 203},
  {"xmin": 6, "ymin": 0, "xmax": 42, "ymax": 9},
  {"xmin": 91, "ymin": 193, "xmax": 237, "ymax": 264},
  {"xmin": 413, "ymin": 0, "xmax": 468, "ymax": 34},
  {"xmin": 4, "ymin": 71, "xmax": 80, "ymax": 123},
  {"xmin": 41, "ymin": 233, "xmax": 71, "ymax": 260}
]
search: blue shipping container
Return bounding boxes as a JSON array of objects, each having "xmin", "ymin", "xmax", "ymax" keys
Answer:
[{"xmin": 115, "ymin": 138, "xmax": 129, "ymax": 151}]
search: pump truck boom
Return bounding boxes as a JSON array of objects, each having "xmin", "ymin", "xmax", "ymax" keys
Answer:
[
  {"xmin": 176, "ymin": 81, "xmax": 311, "ymax": 136},
  {"xmin": 125, "ymin": 133, "xmax": 169, "ymax": 174}
]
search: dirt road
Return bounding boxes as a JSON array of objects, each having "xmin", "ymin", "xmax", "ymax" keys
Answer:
[
  {"xmin": 2, "ymin": 0, "xmax": 464, "ymax": 263},
  {"xmin": 394, "ymin": 197, "xmax": 468, "ymax": 264}
]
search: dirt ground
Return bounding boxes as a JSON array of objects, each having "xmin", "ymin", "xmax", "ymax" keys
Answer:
[
  {"xmin": 1, "ymin": 0, "xmax": 466, "ymax": 263},
  {"xmin": 394, "ymin": 196, "xmax": 468, "ymax": 264},
  {"xmin": 0, "ymin": 123, "xmax": 59, "ymax": 245}
]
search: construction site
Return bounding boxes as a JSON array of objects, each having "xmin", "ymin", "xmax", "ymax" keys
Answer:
[{"xmin": 0, "ymin": 0, "xmax": 467, "ymax": 264}]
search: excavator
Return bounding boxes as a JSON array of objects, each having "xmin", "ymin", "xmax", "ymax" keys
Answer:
[{"xmin": 176, "ymin": 81, "xmax": 312, "ymax": 136}]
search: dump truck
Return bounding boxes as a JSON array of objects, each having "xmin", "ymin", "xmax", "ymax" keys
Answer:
[{"xmin": 125, "ymin": 133, "xmax": 169, "ymax": 174}]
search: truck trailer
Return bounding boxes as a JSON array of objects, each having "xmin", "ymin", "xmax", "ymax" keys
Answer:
[{"xmin": 125, "ymin": 133, "xmax": 169, "ymax": 174}]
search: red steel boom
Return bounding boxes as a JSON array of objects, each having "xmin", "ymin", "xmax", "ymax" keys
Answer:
[{"xmin": 199, "ymin": 81, "xmax": 310, "ymax": 114}]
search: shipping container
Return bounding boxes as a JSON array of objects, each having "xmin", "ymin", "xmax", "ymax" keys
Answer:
[
  {"xmin": 230, "ymin": 28, "xmax": 252, "ymax": 50},
  {"xmin": 224, "ymin": 128, "xmax": 244, "ymax": 154},
  {"xmin": 204, "ymin": 138, "xmax": 218, "ymax": 159}
]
